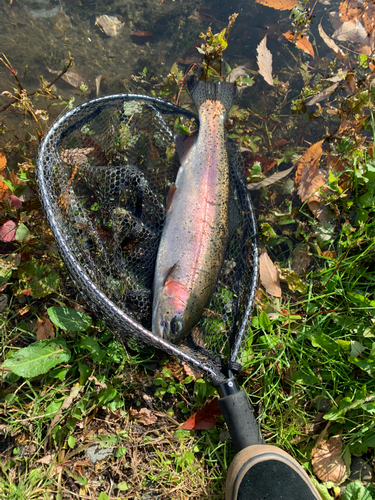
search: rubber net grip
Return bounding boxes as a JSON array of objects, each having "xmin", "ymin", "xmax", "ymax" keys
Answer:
[{"xmin": 218, "ymin": 390, "xmax": 265, "ymax": 453}]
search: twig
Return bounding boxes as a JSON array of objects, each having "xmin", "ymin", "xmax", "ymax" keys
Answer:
[{"xmin": 0, "ymin": 55, "xmax": 73, "ymax": 115}]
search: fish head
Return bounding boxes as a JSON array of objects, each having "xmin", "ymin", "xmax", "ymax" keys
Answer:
[{"xmin": 152, "ymin": 279, "xmax": 190, "ymax": 343}]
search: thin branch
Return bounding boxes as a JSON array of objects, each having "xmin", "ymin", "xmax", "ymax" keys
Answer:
[{"xmin": 0, "ymin": 56, "xmax": 73, "ymax": 115}]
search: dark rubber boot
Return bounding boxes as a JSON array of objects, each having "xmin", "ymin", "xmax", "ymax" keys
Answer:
[{"xmin": 226, "ymin": 444, "xmax": 321, "ymax": 500}]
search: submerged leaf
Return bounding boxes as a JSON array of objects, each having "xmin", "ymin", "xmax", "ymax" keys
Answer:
[
  {"xmin": 247, "ymin": 165, "xmax": 294, "ymax": 190},
  {"xmin": 295, "ymin": 140, "xmax": 324, "ymax": 185},
  {"xmin": 283, "ymin": 30, "xmax": 314, "ymax": 58},
  {"xmin": 256, "ymin": 35, "xmax": 274, "ymax": 86},
  {"xmin": 318, "ymin": 22, "xmax": 345, "ymax": 58},
  {"xmin": 255, "ymin": 0, "xmax": 298, "ymax": 10},
  {"xmin": 305, "ymin": 83, "xmax": 339, "ymax": 106}
]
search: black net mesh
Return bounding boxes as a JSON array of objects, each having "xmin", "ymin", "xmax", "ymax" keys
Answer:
[{"xmin": 36, "ymin": 94, "xmax": 258, "ymax": 385}]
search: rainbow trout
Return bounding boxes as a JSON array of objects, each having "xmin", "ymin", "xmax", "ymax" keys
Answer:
[{"xmin": 152, "ymin": 77, "xmax": 237, "ymax": 343}]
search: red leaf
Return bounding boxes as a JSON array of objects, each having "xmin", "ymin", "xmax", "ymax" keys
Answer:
[
  {"xmin": 0, "ymin": 220, "xmax": 16, "ymax": 242},
  {"xmin": 181, "ymin": 398, "xmax": 221, "ymax": 430},
  {"xmin": 9, "ymin": 195, "xmax": 22, "ymax": 208}
]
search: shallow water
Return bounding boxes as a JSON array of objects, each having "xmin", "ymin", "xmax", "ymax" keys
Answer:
[{"xmin": 0, "ymin": 0, "xmax": 342, "ymax": 140}]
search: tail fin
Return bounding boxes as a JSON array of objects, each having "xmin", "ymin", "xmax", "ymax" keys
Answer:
[{"xmin": 187, "ymin": 76, "xmax": 237, "ymax": 120}]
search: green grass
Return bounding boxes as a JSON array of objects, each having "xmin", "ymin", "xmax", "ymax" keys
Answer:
[{"xmin": 1, "ymin": 36, "xmax": 375, "ymax": 500}]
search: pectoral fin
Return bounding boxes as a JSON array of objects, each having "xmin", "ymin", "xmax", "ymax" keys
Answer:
[
  {"xmin": 163, "ymin": 261, "xmax": 179, "ymax": 286},
  {"xmin": 166, "ymin": 183, "xmax": 177, "ymax": 211},
  {"xmin": 174, "ymin": 134, "xmax": 197, "ymax": 164}
]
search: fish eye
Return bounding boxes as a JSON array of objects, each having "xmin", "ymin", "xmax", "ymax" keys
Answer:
[{"xmin": 170, "ymin": 317, "xmax": 182, "ymax": 336}]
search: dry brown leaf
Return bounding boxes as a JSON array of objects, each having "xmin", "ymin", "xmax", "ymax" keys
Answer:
[
  {"xmin": 283, "ymin": 30, "xmax": 314, "ymax": 58},
  {"xmin": 318, "ymin": 22, "xmax": 345, "ymax": 58},
  {"xmin": 312, "ymin": 434, "xmax": 346, "ymax": 483},
  {"xmin": 0, "ymin": 152, "xmax": 6, "ymax": 171},
  {"xmin": 256, "ymin": 35, "xmax": 274, "ymax": 86},
  {"xmin": 255, "ymin": 0, "xmax": 298, "ymax": 10},
  {"xmin": 294, "ymin": 140, "xmax": 324, "ymax": 184},
  {"xmin": 130, "ymin": 407, "xmax": 157, "ymax": 426},
  {"xmin": 36, "ymin": 317, "xmax": 55, "ymax": 340},
  {"xmin": 259, "ymin": 247, "xmax": 281, "ymax": 298}
]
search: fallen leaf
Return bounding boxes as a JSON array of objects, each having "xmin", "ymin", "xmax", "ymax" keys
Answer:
[
  {"xmin": 60, "ymin": 148, "xmax": 94, "ymax": 166},
  {"xmin": 294, "ymin": 140, "xmax": 324, "ymax": 185},
  {"xmin": 132, "ymin": 30, "xmax": 153, "ymax": 37},
  {"xmin": 0, "ymin": 220, "xmax": 16, "ymax": 242},
  {"xmin": 0, "ymin": 152, "xmax": 6, "ymax": 171},
  {"xmin": 0, "ymin": 178, "xmax": 11, "ymax": 203},
  {"xmin": 182, "ymin": 362, "xmax": 201, "ymax": 381},
  {"xmin": 36, "ymin": 317, "xmax": 55, "ymax": 340},
  {"xmin": 164, "ymin": 359, "xmax": 184, "ymax": 381},
  {"xmin": 9, "ymin": 195, "xmax": 22, "ymax": 209},
  {"xmin": 272, "ymin": 138, "xmax": 289, "ymax": 148},
  {"xmin": 305, "ymin": 82, "xmax": 340, "ymax": 106},
  {"xmin": 130, "ymin": 407, "xmax": 157, "ymax": 426},
  {"xmin": 291, "ymin": 247, "xmax": 309, "ymax": 275},
  {"xmin": 332, "ymin": 20, "xmax": 368, "ymax": 42},
  {"xmin": 256, "ymin": 35, "xmax": 274, "ymax": 86},
  {"xmin": 297, "ymin": 167, "xmax": 326, "ymax": 203},
  {"xmin": 181, "ymin": 398, "xmax": 221, "ymax": 430},
  {"xmin": 226, "ymin": 65, "xmax": 250, "ymax": 83},
  {"xmin": 248, "ymin": 165, "xmax": 294, "ymax": 190},
  {"xmin": 37, "ymin": 454, "xmax": 54, "ymax": 465},
  {"xmin": 318, "ymin": 22, "xmax": 345, "ymax": 58},
  {"xmin": 283, "ymin": 30, "xmax": 314, "ymax": 58},
  {"xmin": 9, "ymin": 171, "xmax": 24, "ymax": 186},
  {"xmin": 312, "ymin": 433, "xmax": 346, "ymax": 484},
  {"xmin": 339, "ymin": 0, "xmax": 374, "ymax": 35},
  {"xmin": 259, "ymin": 247, "xmax": 282, "ymax": 298},
  {"xmin": 255, "ymin": 0, "xmax": 298, "ymax": 10},
  {"xmin": 44, "ymin": 384, "xmax": 82, "ymax": 453}
]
